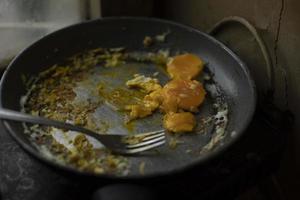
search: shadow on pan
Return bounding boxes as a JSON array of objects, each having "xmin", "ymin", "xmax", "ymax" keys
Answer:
[{"xmin": 0, "ymin": 17, "xmax": 256, "ymax": 180}]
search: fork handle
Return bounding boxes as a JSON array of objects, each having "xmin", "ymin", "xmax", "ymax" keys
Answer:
[{"xmin": 0, "ymin": 108, "xmax": 97, "ymax": 138}]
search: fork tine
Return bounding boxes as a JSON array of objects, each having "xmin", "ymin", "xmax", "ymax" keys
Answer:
[
  {"xmin": 140, "ymin": 132, "xmax": 165, "ymax": 142},
  {"xmin": 126, "ymin": 135, "xmax": 165, "ymax": 148},
  {"xmin": 125, "ymin": 140, "xmax": 165, "ymax": 154},
  {"xmin": 136, "ymin": 129, "xmax": 165, "ymax": 138}
]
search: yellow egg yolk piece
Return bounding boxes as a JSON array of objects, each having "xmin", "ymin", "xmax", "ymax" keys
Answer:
[
  {"xmin": 167, "ymin": 53, "xmax": 204, "ymax": 80},
  {"xmin": 161, "ymin": 79, "xmax": 206, "ymax": 113}
]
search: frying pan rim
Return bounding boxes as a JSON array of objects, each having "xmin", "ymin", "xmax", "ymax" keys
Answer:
[{"xmin": 0, "ymin": 16, "xmax": 256, "ymax": 180}]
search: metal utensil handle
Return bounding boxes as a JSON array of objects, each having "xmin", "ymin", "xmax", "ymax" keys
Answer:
[
  {"xmin": 0, "ymin": 108, "xmax": 97, "ymax": 138},
  {"xmin": 208, "ymin": 16, "xmax": 274, "ymax": 95}
]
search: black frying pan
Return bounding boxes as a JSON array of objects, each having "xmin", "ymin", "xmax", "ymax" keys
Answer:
[{"xmin": 0, "ymin": 17, "xmax": 256, "ymax": 181}]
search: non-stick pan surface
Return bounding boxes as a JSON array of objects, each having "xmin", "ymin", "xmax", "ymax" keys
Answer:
[{"xmin": 0, "ymin": 17, "xmax": 256, "ymax": 179}]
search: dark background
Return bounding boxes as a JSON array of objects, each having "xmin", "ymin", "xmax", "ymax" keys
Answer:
[{"xmin": 1, "ymin": 0, "xmax": 300, "ymax": 199}]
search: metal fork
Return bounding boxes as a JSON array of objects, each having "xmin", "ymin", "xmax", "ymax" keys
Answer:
[{"xmin": 0, "ymin": 108, "xmax": 165, "ymax": 154}]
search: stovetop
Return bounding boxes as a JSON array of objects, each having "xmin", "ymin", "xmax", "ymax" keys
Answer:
[{"xmin": 0, "ymin": 101, "xmax": 289, "ymax": 200}]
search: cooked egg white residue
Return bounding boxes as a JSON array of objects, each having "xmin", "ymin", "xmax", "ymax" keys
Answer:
[
  {"xmin": 50, "ymin": 127, "xmax": 104, "ymax": 151},
  {"xmin": 201, "ymin": 102, "xmax": 229, "ymax": 152}
]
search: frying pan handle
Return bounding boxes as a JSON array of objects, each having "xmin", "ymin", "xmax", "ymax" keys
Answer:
[
  {"xmin": 208, "ymin": 16, "xmax": 274, "ymax": 97},
  {"xmin": 92, "ymin": 184, "xmax": 158, "ymax": 200}
]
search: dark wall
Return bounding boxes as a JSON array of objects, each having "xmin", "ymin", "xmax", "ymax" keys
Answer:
[{"xmin": 101, "ymin": 0, "xmax": 154, "ymax": 16}]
